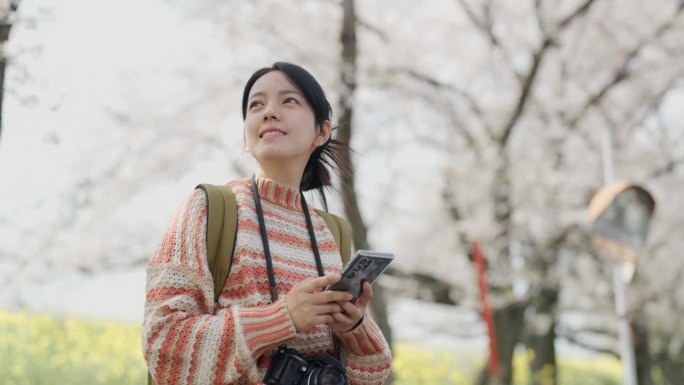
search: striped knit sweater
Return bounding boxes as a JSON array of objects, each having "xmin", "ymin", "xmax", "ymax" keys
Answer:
[{"xmin": 143, "ymin": 177, "xmax": 392, "ymax": 385}]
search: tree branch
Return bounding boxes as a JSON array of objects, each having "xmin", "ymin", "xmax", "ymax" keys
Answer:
[
  {"xmin": 567, "ymin": 3, "xmax": 684, "ymax": 129},
  {"xmin": 557, "ymin": 330, "xmax": 620, "ymax": 358},
  {"xmin": 394, "ymin": 67, "xmax": 493, "ymax": 148},
  {"xmin": 499, "ymin": 0, "xmax": 598, "ymax": 147},
  {"xmin": 454, "ymin": 0, "xmax": 522, "ymax": 80},
  {"xmin": 534, "ymin": 0, "xmax": 547, "ymax": 36},
  {"xmin": 649, "ymin": 157, "xmax": 684, "ymax": 179},
  {"xmin": 499, "ymin": 38, "xmax": 552, "ymax": 147},
  {"xmin": 454, "ymin": 0, "xmax": 498, "ymax": 46},
  {"xmin": 556, "ymin": 0, "xmax": 597, "ymax": 32},
  {"xmin": 357, "ymin": 16, "xmax": 389, "ymax": 43}
]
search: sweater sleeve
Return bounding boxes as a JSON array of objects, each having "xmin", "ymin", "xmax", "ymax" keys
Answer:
[
  {"xmin": 142, "ymin": 190, "xmax": 297, "ymax": 385},
  {"xmin": 334, "ymin": 314, "xmax": 393, "ymax": 385}
]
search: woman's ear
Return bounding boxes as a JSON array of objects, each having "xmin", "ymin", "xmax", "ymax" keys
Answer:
[{"xmin": 315, "ymin": 120, "xmax": 333, "ymax": 147}]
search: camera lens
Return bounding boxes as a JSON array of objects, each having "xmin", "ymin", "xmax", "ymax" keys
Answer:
[{"xmin": 304, "ymin": 366, "xmax": 348, "ymax": 385}]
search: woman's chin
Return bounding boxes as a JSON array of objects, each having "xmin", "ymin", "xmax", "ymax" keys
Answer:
[{"xmin": 254, "ymin": 145, "xmax": 311, "ymax": 162}]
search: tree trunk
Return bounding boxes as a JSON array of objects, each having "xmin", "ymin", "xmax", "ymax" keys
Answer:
[
  {"xmin": 525, "ymin": 287, "xmax": 559, "ymax": 385},
  {"xmin": 475, "ymin": 151, "xmax": 523, "ymax": 385},
  {"xmin": 660, "ymin": 355, "xmax": 684, "ymax": 385},
  {"xmin": 0, "ymin": 20, "xmax": 13, "ymax": 145},
  {"xmin": 632, "ymin": 317, "xmax": 654, "ymax": 385},
  {"xmin": 491, "ymin": 155, "xmax": 513, "ymax": 263},
  {"xmin": 476, "ymin": 301, "xmax": 527, "ymax": 385},
  {"xmin": 474, "ymin": 150, "xmax": 529, "ymax": 385},
  {"xmin": 337, "ymin": 0, "xmax": 394, "ymax": 383}
]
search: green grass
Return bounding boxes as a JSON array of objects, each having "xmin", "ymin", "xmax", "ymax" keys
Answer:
[{"xmin": 0, "ymin": 310, "xmax": 621, "ymax": 385}]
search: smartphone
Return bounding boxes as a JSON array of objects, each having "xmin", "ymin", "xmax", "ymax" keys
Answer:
[{"xmin": 326, "ymin": 250, "xmax": 394, "ymax": 301}]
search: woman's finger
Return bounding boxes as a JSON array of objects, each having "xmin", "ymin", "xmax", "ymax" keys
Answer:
[
  {"xmin": 313, "ymin": 303, "xmax": 344, "ymax": 315},
  {"xmin": 314, "ymin": 290, "xmax": 353, "ymax": 304},
  {"xmin": 355, "ymin": 281, "xmax": 373, "ymax": 308},
  {"xmin": 331, "ymin": 310, "xmax": 353, "ymax": 323},
  {"xmin": 298, "ymin": 273, "xmax": 341, "ymax": 292}
]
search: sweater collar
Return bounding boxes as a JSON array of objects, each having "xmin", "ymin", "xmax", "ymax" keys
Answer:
[{"xmin": 253, "ymin": 176, "xmax": 302, "ymax": 211}]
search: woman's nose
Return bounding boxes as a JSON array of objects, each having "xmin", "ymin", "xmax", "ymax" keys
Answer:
[{"xmin": 262, "ymin": 102, "xmax": 280, "ymax": 121}]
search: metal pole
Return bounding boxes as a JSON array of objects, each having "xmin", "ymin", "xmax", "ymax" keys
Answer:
[
  {"xmin": 602, "ymin": 127, "xmax": 638, "ymax": 385},
  {"xmin": 614, "ymin": 265, "xmax": 638, "ymax": 385}
]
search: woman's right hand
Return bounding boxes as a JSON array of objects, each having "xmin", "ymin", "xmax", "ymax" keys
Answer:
[{"xmin": 285, "ymin": 274, "xmax": 353, "ymax": 333}]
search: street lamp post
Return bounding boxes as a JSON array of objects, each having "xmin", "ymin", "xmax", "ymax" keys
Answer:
[{"xmin": 589, "ymin": 128, "xmax": 656, "ymax": 385}]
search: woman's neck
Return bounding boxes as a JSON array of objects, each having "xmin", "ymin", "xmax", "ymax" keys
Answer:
[{"xmin": 254, "ymin": 166, "xmax": 303, "ymax": 190}]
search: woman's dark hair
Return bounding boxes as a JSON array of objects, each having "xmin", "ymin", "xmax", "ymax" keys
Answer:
[{"xmin": 242, "ymin": 62, "xmax": 351, "ymax": 207}]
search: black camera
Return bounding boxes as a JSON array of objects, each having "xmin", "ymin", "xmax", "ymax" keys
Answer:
[{"xmin": 263, "ymin": 345, "xmax": 349, "ymax": 385}]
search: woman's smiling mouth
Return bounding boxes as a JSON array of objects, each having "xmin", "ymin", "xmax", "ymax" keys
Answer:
[{"xmin": 259, "ymin": 127, "xmax": 287, "ymax": 138}]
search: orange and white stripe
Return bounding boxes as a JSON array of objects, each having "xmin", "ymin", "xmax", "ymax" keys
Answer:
[{"xmin": 142, "ymin": 178, "xmax": 392, "ymax": 385}]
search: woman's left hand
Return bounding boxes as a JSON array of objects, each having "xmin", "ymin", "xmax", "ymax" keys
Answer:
[{"xmin": 327, "ymin": 281, "xmax": 372, "ymax": 333}]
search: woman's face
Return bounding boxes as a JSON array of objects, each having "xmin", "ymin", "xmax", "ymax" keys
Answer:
[{"xmin": 244, "ymin": 71, "xmax": 330, "ymax": 170}]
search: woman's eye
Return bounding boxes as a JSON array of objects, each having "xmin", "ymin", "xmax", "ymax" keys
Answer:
[
  {"xmin": 249, "ymin": 101, "xmax": 263, "ymax": 110},
  {"xmin": 284, "ymin": 97, "xmax": 299, "ymax": 104}
]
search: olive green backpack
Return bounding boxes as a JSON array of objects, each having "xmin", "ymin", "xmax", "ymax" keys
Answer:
[{"xmin": 147, "ymin": 183, "xmax": 352, "ymax": 385}]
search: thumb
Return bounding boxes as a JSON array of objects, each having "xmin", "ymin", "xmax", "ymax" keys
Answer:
[{"xmin": 356, "ymin": 281, "xmax": 373, "ymax": 307}]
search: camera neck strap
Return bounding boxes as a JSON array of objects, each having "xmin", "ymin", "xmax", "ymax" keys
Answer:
[{"xmin": 251, "ymin": 175, "xmax": 325, "ymax": 303}]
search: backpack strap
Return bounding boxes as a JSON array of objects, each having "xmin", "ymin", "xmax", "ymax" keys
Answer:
[
  {"xmin": 196, "ymin": 184, "xmax": 238, "ymax": 303},
  {"xmin": 314, "ymin": 209, "xmax": 353, "ymax": 266},
  {"xmin": 148, "ymin": 185, "xmax": 237, "ymax": 385},
  {"xmin": 314, "ymin": 209, "xmax": 353, "ymax": 359}
]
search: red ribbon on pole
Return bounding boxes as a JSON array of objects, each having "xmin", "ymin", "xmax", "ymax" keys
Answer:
[{"xmin": 472, "ymin": 240, "xmax": 500, "ymax": 380}]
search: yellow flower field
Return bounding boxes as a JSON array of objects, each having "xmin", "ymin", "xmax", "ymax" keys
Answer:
[
  {"xmin": 0, "ymin": 310, "xmax": 621, "ymax": 385},
  {"xmin": 0, "ymin": 311, "xmax": 145, "ymax": 385}
]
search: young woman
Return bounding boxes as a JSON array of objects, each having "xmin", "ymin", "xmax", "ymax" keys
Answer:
[{"xmin": 143, "ymin": 62, "xmax": 392, "ymax": 385}]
